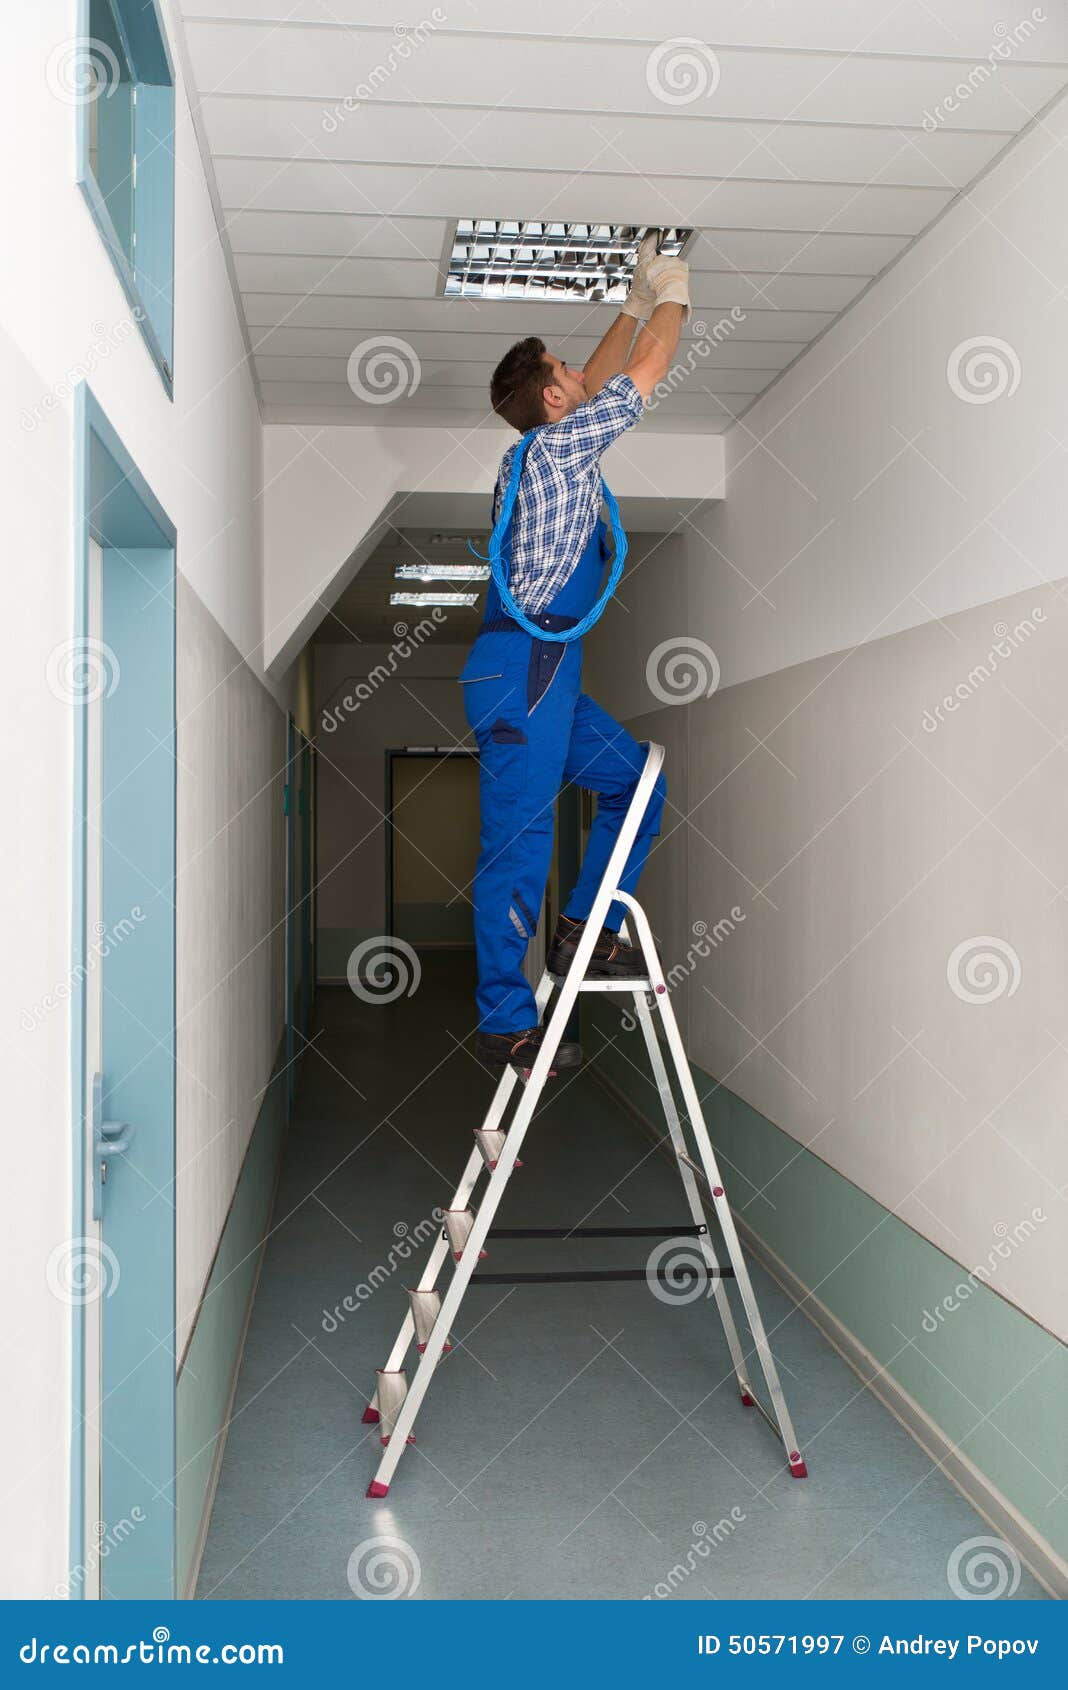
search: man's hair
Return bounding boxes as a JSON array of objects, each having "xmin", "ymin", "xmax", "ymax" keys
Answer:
[{"xmin": 490, "ymin": 336, "xmax": 554, "ymax": 432}]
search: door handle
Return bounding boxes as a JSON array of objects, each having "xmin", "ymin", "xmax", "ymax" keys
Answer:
[{"xmin": 91, "ymin": 1072, "xmax": 135, "ymax": 1221}]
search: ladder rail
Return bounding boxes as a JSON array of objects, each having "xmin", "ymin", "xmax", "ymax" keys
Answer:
[{"xmin": 618, "ymin": 890, "xmax": 805, "ymax": 1471}]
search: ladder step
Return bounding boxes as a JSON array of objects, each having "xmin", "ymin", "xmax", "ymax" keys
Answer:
[
  {"xmin": 572, "ymin": 978, "xmax": 655, "ymax": 992},
  {"xmin": 407, "ymin": 1288, "xmax": 453, "ymax": 1354},
  {"xmin": 469, "ymin": 1267, "xmax": 735, "ymax": 1284},
  {"xmin": 475, "ymin": 1128, "xmax": 523, "ymax": 1171},
  {"xmin": 443, "ymin": 1207, "xmax": 488, "ymax": 1261},
  {"xmin": 374, "ymin": 1369, "xmax": 416, "ymax": 1446},
  {"xmin": 489, "ymin": 1225, "xmax": 706, "ymax": 1239}
]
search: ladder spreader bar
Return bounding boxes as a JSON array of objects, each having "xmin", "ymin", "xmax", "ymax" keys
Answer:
[
  {"xmin": 469, "ymin": 1267, "xmax": 736, "ymax": 1284},
  {"xmin": 487, "ymin": 1224, "xmax": 706, "ymax": 1239}
]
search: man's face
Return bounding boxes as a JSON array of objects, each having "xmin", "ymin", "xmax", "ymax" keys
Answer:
[{"xmin": 542, "ymin": 353, "xmax": 587, "ymax": 419}]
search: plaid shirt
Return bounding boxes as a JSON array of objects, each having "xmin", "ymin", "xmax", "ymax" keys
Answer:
[{"xmin": 492, "ymin": 373, "xmax": 644, "ymax": 615}]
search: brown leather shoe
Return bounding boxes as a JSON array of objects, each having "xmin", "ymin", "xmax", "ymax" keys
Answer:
[
  {"xmin": 475, "ymin": 1025, "xmax": 582, "ymax": 1073},
  {"xmin": 547, "ymin": 914, "xmax": 649, "ymax": 981}
]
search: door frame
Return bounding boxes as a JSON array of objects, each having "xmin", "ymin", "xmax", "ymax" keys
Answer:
[
  {"xmin": 71, "ymin": 383, "xmax": 177, "ymax": 1598},
  {"xmin": 384, "ymin": 747, "xmax": 479, "ymax": 941}
]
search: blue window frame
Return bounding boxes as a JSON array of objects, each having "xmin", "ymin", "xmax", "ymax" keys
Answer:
[{"xmin": 76, "ymin": 0, "xmax": 175, "ymax": 395}]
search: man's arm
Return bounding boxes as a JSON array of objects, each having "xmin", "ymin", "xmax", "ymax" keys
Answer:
[
  {"xmin": 582, "ymin": 312, "xmax": 640, "ymax": 398},
  {"xmin": 623, "ymin": 301, "xmax": 685, "ymax": 399}
]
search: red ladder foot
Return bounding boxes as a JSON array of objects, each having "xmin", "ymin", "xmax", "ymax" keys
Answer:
[
  {"xmin": 366, "ymin": 1480, "xmax": 389, "ymax": 1499},
  {"xmin": 788, "ymin": 1452, "xmax": 808, "ymax": 1478},
  {"xmin": 361, "ymin": 1405, "xmax": 380, "ymax": 1424}
]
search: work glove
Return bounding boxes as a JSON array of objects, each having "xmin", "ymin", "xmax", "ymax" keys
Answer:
[
  {"xmin": 645, "ymin": 253, "xmax": 691, "ymax": 323},
  {"xmin": 620, "ymin": 231, "xmax": 659, "ymax": 321}
]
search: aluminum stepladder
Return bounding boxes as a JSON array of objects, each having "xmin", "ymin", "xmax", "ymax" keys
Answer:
[{"xmin": 364, "ymin": 742, "xmax": 806, "ymax": 1497}]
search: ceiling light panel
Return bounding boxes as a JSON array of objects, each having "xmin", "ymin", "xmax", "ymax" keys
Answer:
[
  {"xmin": 444, "ymin": 222, "xmax": 693, "ymax": 304},
  {"xmin": 391, "ymin": 591, "xmax": 480, "ymax": 608},
  {"xmin": 395, "ymin": 563, "xmax": 491, "ymax": 582}
]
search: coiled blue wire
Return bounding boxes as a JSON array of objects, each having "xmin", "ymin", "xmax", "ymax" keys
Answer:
[{"xmin": 470, "ymin": 428, "xmax": 628, "ymax": 644}]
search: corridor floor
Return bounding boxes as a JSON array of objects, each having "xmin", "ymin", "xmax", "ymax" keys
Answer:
[{"xmin": 196, "ymin": 956, "xmax": 1046, "ymax": 1601}]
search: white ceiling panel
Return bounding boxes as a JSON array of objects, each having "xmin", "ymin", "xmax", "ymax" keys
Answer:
[
  {"xmin": 249, "ymin": 329, "xmax": 808, "ymax": 369},
  {"xmin": 238, "ymin": 292, "xmax": 819, "ymax": 338},
  {"xmin": 234, "ymin": 250, "xmax": 852, "ymax": 316},
  {"xmin": 254, "ymin": 356, "xmax": 780, "ymax": 396},
  {"xmin": 201, "ymin": 97, "xmax": 1005, "ymax": 190},
  {"xmin": 214, "ymin": 160, "xmax": 953, "ymax": 235},
  {"xmin": 184, "ymin": 23, "xmax": 1067, "ymax": 130},
  {"xmin": 232, "ymin": 225, "xmax": 910, "ymax": 276},
  {"xmin": 174, "ymin": 1, "xmax": 1068, "ymax": 440},
  {"xmin": 181, "ymin": 3, "xmax": 1068, "ymax": 62}
]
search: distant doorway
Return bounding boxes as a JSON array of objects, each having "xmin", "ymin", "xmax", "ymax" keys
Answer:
[{"xmin": 386, "ymin": 750, "xmax": 479, "ymax": 947}]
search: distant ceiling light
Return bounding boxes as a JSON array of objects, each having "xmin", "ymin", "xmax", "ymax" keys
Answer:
[
  {"xmin": 391, "ymin": 591, "xmax": 479, "ymax": 608},
  {"xmin": 444, "ymin": 221, "xmax": 693, "ymax": 304},
  {"xmin": 395, "ymin": 562, "xmax": 490, "ymax": 582}
]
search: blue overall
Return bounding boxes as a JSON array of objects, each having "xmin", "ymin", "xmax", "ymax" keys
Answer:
[{"xmin": 461, "ymin": 439, "xmax": 668, "ymax": 1033}]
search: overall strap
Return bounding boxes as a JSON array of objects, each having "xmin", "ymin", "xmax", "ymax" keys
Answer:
[{"xmin": 485, "ymin": 429, "xmax": 628, "ymax": 645}]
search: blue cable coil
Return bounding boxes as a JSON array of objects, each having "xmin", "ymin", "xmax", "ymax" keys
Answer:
[{"xmin": 469, "ymin": 428, "xmax": 628, "ymax": 643}]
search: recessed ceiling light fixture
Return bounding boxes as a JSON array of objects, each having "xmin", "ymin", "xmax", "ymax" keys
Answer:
[
  {"xmin": 444, "ymin": 222, "xmax": 693, "ymax": 304},
  {"xmin": 395, "ymin": 562, "xmax": 490, "ymax": 583},
  {"xmin": 391, "ymin": 591, "xmax": 479, "ymax": 608}
]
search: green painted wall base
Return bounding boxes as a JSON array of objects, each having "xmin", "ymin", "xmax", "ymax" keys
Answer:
[
  {"xmin": 590, "ymin": 1006, "xmax": 1068, "ymax": 1579},
  {"xmin": 176, "ymin": 1047, "xmax": 288, "ymax": 1596}
]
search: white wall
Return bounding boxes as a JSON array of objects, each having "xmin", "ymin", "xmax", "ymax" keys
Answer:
[
  {"xmin": 0, "ymin": 4, "xmax": 279, "ymax": 1595},
  {"xmin": 586, "ymin": 93, "xmax": 1068, "ymax": 1336}
]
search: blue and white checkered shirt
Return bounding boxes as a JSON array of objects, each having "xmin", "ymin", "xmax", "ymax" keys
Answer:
[{"xmin": 492, "ymin": 373, "xmax": 644, "ymax": 615}]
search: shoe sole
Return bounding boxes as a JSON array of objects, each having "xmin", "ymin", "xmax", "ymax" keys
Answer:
[
  {"xmin": 547, "ymin": 956, "xmax": 648, "ymax": 983},
  {"xmin": 476, "ymin": 1045, "xmax": 583, "ymax": 1073}
]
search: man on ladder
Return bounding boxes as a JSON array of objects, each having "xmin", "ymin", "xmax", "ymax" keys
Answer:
[{"xmin": 464, "ymin": 235, "xmax": 692, "ymax": 1073}]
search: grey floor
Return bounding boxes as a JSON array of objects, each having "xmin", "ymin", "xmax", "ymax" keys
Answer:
[{"xmin": 196, "ymin": 956, "xmax": 1046, "ymax": 1601}]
